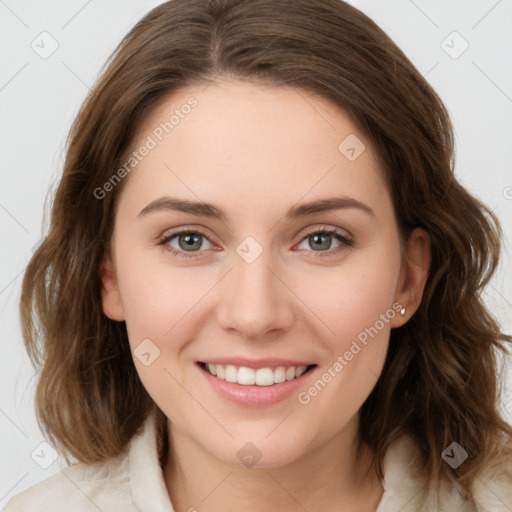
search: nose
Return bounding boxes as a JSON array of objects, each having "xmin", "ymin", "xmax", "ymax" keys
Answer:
[{"xmin": 216, "ymin": 248, "xmax": 295, "ymax": 340}]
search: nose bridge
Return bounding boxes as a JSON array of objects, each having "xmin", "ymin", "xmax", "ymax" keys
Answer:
[{"xmin": 217, "ymin": 239, "xmax": 294, "ymax": 338}]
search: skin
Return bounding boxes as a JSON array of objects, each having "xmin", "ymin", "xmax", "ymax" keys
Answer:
[{"xmin": 101, "ymin": 79, "xmax": 431, "ymax": 512}]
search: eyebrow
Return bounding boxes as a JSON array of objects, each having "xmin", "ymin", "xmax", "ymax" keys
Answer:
[{"xmin": 137, "ymin": 195, "xmax": 375, "ymax": 221}]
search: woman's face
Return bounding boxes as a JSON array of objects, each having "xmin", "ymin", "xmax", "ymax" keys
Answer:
[{"xmin": 101, "ymin": 80, "xmax": 429, "ymax": 468}]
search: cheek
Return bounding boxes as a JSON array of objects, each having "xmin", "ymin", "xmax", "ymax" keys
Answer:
[
  {"xmin": 116, "ymin": 249, "xmax": 205, "ymax": 341},
  {"xmin": 114, "ymin": 249, "xmax": 207, "ymax": 418},
  {"xmin": 297, "ymin": 247, "xmax": 401, "ymax": 351},
  {"xmin": 293, "ymin": 264, "xmax": 399, "ymax": 433}
]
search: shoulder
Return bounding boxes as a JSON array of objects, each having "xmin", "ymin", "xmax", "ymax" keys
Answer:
[
  {"xmin": 377, "ymin": 435, "xmax": 512, "ymax": 512},
  {"xmin": 3, "ymin": 452, "xmax": 135, "ymax": 512},
  {"xmin": 471, "ymin": 449, "xmax": 512, "ymax": 510},
  {"xmin": 3, "ymin": 409, "xmax": 170, "ymax": 512}
]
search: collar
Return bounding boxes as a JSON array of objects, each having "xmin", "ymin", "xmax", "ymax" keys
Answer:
[
  {"xmin": 129, "ymin": 409, "xmax": 174, "ymax": 512},
  {"xmin": 127, "ymin": 410, "xmax": 512, "ymax": 511}
]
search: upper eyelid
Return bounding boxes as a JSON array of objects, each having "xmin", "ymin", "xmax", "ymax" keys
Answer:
[
  {"xmin": 301, "ymin": 225, "xmax": 352, "ymax": 238},
  {"xmin": 160, "ymin": 225, "xmax": 213, "ymax": 243}
]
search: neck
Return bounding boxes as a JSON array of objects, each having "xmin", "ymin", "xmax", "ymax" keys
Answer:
[{"xmin": 162, "ymin": 415, "xmax": 384, "ymax": 512}]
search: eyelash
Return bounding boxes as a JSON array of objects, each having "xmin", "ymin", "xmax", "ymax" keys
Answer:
[{"xmin": 158, "ymin": 226, "xmax": 354, "ymax": 260}]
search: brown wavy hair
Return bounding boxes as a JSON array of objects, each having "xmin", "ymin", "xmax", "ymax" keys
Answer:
[{"xmin": 20, "ymin": 0, "xmax": 512, "ymax": 506}]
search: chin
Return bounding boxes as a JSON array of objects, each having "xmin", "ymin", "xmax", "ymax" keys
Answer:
[{"xmin": 205, "ymin": 433, "xmax": 311, "ymax": 469}]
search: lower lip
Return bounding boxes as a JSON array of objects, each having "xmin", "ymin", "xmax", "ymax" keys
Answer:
[{"xmin": 196, "ymin": 363, "xmax": 317, "ymax": 407}]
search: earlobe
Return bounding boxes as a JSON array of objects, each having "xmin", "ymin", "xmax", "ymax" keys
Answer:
[
  {"xmin": 391, "ymin": 227, "xmax": 431, "ymax": 328},
  {"xmin": 100, "ymin": 252, "xmax": 125, "ymax": 321}
]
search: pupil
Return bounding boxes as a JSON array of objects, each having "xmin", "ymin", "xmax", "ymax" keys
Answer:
[
  {"xmin": 311, "ymin": 233, "xmax": 331, "ymax": 251},
  {"xmin": 180, "ymin": 233, "xmax": 201, "ymax": 251}
]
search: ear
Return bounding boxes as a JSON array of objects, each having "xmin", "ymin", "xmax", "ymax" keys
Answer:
[
  {"xmin": 391, "ymin": 227, "xmax": 431, "ymax": 328},
  {"xmin": 100, "ymin": 251, "xmax": 125, "ymax": 321}
]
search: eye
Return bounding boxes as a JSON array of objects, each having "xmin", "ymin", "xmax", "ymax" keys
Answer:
[
  {"xmin": 295, "ymin": 227, "xmax": 354, "ymax": 258},
  {"xmin": 159, "ymin": 228, "xmax": 213, "ymax": 259},
  {"xmin": 158, "ymin": 226, "xmax": 354, "ymax": 260}
]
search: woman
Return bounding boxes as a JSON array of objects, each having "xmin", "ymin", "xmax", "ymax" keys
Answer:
[{"xmin": 6, "ymin": 0, "xmax": 512, "ymax": 510}]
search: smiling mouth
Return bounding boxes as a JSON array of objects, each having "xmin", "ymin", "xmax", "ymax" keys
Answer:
[{"xmin": 198, "ymin": 362, "xmax": 317, "ymax": 386}]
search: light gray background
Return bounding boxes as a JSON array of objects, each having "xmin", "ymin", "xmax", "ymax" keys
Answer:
[{"xmin": 1, "ymin": 0, "xmax": 511, "ymax": 505}]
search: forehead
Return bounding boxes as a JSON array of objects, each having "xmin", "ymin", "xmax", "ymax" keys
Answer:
[
  {"xmin": 138, "ymin": 80, "xmax": 368, "ymax": 162},
  {"xmin": 118, "ymin": 80, "xmax": 390, "ymax": 221}
]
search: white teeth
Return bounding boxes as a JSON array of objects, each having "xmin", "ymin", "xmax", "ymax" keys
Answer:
[
  {"xmin": 203, "ymin": 363, "xmax": 312, "ymax": 386},
  {"xmin": 296, "ymin": 366, "xmax": 308, "ymax": 378},
  {"xmin": 224, "ymin": 364, "xmax": 238, "ymax": 383},
  {"xmin": 255, "ymin": 368, "xmax": 274, "ymax": 386},
  {"xmin": 274, "ymin": 366, "xmax": 287, "ymax": 383},
  {"xmin": 237, "ymin": 366, "xmax": 256, "ymax": 385}
]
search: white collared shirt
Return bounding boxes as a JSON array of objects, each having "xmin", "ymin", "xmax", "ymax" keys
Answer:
[{"xmin": 4, "ymin": 410, "xmax": 512, "ymax": 511}]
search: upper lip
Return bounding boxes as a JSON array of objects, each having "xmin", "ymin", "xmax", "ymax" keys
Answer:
[{"xmin": 198, "ymin": 357, "xmax": 316, "ymax": 370}]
